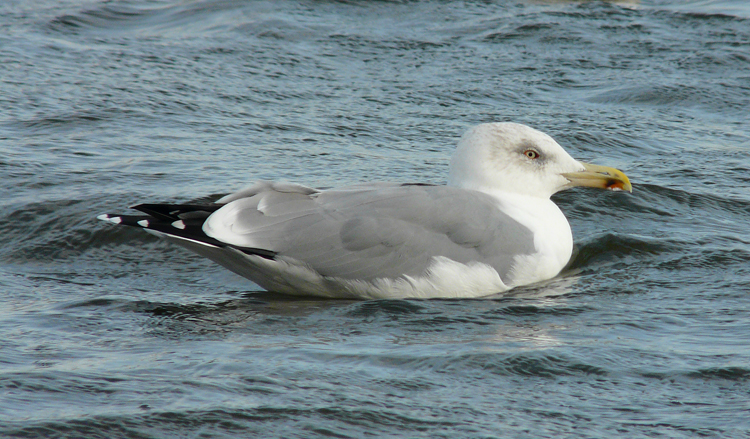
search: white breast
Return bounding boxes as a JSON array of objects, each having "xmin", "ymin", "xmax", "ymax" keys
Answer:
[{"xmin": 485, "ymin": 192, "xmax": 574, "ymax": 287}]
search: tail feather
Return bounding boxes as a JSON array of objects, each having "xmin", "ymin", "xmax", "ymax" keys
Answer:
[
  {"xmin": 97, "ymin": 204, "xmax": 277, "ymax": 260},
  {"xmin": 131, "ymin": 203, "xmax": 222, "ymax": 222}
]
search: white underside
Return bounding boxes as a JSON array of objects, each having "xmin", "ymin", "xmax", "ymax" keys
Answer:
[
  {"xmin": 149, "ymin": 230, "xmax": 509, "ymax": 299},
  {"xmin": 250, "ymin": 254, "xmax": 510, "ymax": 299}
]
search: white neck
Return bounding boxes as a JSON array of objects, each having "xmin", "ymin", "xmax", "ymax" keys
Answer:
[{"xmin": 479, "ymin": 188, "xmax": 574, "ymax": 287}]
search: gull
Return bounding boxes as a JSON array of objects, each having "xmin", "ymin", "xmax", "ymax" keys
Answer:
[{"xmin": 99, "ymin": 122, "xmax": 631, "ymax": 299}]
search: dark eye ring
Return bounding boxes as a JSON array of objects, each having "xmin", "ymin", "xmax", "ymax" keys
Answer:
[{"xmin": 524, "ymin": 149, "xmax": 540, "ymax": 160}]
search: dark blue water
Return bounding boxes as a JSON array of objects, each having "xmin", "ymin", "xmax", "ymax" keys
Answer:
[{"xmin": 2, "ymin": 0, "xmax": 749, "ymax": 437}]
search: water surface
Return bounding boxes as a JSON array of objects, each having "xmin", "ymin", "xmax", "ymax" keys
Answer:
[{"xmin": 1, "ymin": 0, "xmax": 749, "ymax": 437}]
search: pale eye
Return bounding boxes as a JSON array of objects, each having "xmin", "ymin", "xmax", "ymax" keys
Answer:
[{"xmin": 524, "ymin": 149, "xmax": 540, "ymax": 160}]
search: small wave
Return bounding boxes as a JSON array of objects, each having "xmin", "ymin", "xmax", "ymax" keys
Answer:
[
  {"xmin": 498, "ymin": 304, "xmax": 586, "ymax": 316},
  {"xmin": 496, "ymin": 352, "xmax": 608, "ymax": 377},
  {"xmin": 376, "ymin": 351, "xmax": 609, "ymax": 378},
  {"xmin": 0, "ymin": 198, "xmax": 156, "ymax": 264},
  {"xmin": 1, "ymin": 404, "xmax": 456, "ymax": 439},
  {"xmin": 639, "ymin": 184, "xmax": 750, "ymax": 216},
  {"xmin": 656, "ymin": 247, "xmax": 750, "ymax": 271},
  {"xmin": 562, "ymin": 182, "xmax": 750, "ymax": 233},
  {"xmin": 347, "ymin": 300, "xmax": 425, "ymax": 317},
  {"xmin": 49, "ymin": 4, "xmax": 158, "ymax": 31},
  {"xmin": 0, "ymin": 371, "xmax": 124, "ymax": 396},
  {"xmin": 0, "ymin": 194, "xmax": 224, "ymax": 264},
  {"xmin": 656, "ymin": 7, "xmax": 750, "ymax": 22},
  {"xmin": 484, "ymin": 22, "xmax": 560, "ymax": 42},
  {"xmin": 47, "ymin": 1, "xmax": 248, "ymax": 35},
  {"xmin": 60, "ymin": 297, "xmax": 129, "ymax": 310},
  {"xmin": 0, "ymin": 199, "xmax": 94, "ymax": 263},
  {"xmin": 687, "ymin": 366, "xmax": 750, "ymax": 381},
  {"xmin": 642, "ymin": 366, "xmax": 750, "ymax": 382},
  {"xmin": 567, "ymin": 232, "xmax": 676, "ymax": 272},
  {"xmin": 20, "ymin": 111, "xmax": 106, "ymax": 129},
  {"xmin": 13, "ymin": 108, "xmax": 148, "ymax": 134},
  {"xmin": 586, "ymin": 84, "xmax": 738, "ymax": 111}
]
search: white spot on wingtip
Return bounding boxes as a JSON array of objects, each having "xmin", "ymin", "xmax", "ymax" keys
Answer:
[
  {"xmin": 172, "ymin": 220, "xmax": 186, "ymax": 230},
  {"xmin": 97, "ymin": 214, "xmax": 122, "ymax": 224},
  {"xmin": 137, "ymin": 219, "xmax": 149, "ymax": 227}
]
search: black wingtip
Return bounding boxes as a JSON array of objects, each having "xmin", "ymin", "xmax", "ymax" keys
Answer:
[
  {"xmin": 98, "ymin": 208, "xmax": 278, "ymax": 261},
  {"xmin": 130, "ymin": 203, "xmax": 222, "ymax": 222}
]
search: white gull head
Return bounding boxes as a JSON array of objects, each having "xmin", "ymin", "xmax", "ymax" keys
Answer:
[{"xmin": 448, "ymin": 122, "xmax": 631, "ymax": 199}]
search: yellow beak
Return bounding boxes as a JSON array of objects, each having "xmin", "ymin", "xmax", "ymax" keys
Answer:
[{"xmin": 562, "ymin": 162, "xmax": 632, "ymax": 193}]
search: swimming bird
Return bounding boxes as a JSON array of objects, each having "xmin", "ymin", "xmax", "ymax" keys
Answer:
[{"xmin": 98, "ymin": 122, "xmax": 631, "ymax": 299}]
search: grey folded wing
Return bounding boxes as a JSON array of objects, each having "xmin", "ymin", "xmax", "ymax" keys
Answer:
[{"xmin": 204, "ymin": 182, "xmax": 535, "ymax": 281}]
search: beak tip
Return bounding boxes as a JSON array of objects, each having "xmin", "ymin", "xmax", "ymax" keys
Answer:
[
  {"xmin": 564, "ymin": 162, "xmax": 632, "ymax": 193},
  {"xmin": 607, "ymin": 180, "xmax": 632, "ymax": 193}
]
